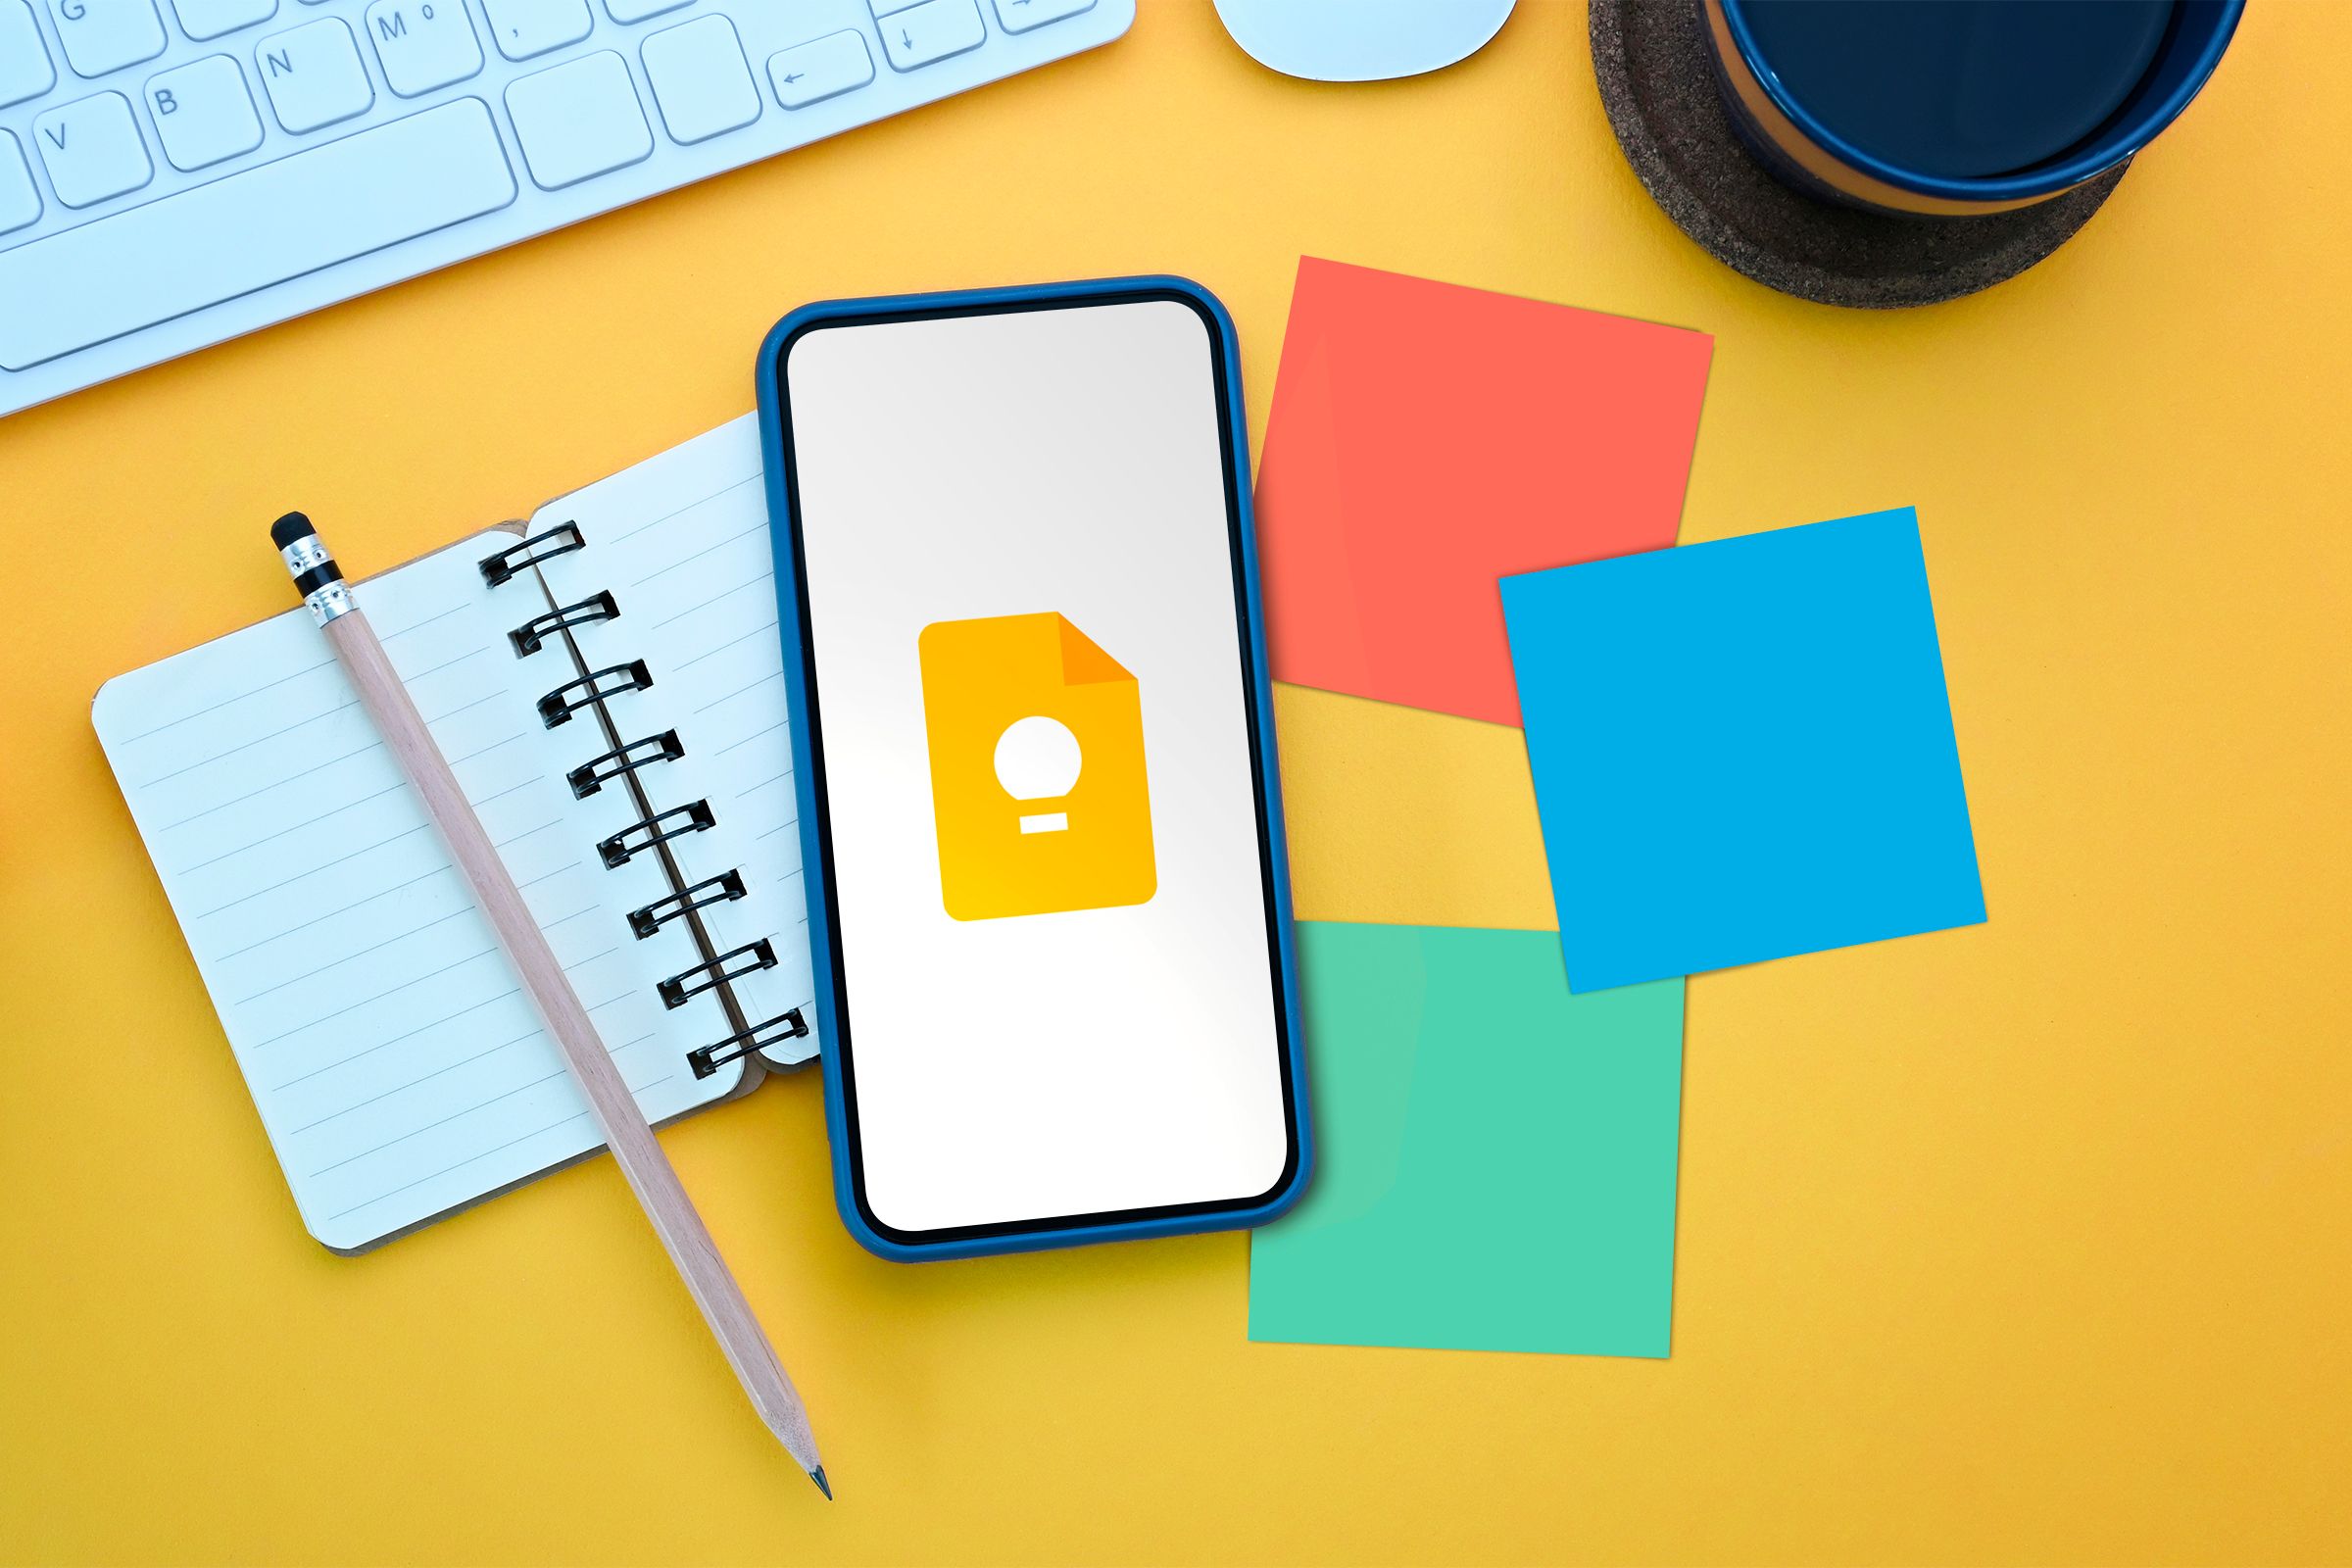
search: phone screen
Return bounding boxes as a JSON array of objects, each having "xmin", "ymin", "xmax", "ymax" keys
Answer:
[{"xmin": 774, "ymin": 292, "xmax": 1298, "ymax": 1244}]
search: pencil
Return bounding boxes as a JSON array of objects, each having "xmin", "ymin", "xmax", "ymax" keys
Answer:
[{"xmin": 270, "ymin": 513, "xmax": 830, "ymax": 1499}]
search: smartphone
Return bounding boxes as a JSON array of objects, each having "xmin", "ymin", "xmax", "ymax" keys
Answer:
[{"xmin": 755, "ymin": 278, "xmax": 1310, "ymax": 1261}]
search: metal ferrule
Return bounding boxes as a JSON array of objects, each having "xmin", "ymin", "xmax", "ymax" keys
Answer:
[
  {"xmin": 280, "ymin": 533, "xmax": 352, "ymax": 625},
  {"xmin": 280, "ymin": 535, "xmax": 332, "ymax": 576},
  {"xmin": 305, "ymin": 579, "xmax": 355, "ymax": 626}
]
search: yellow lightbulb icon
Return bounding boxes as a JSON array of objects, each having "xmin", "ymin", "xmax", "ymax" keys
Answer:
[{"xmin": 918, "ymin": 611, "xmax": 1155, "ymax": 919}]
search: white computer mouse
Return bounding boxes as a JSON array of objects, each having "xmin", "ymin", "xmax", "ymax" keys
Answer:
[{"xmin": 1213, "ymin": 0, "xmax": 1516, "ymax": 82}]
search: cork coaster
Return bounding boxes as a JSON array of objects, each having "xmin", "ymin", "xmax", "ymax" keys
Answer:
[{"xmin": 1591, "ymin": 0, "xmax": 2130, "ymax": 309}]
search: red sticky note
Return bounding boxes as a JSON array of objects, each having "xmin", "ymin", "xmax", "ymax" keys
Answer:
[{"xmin": 1254, "ymin": 259, "xmax": 1713, "ymax": 726}]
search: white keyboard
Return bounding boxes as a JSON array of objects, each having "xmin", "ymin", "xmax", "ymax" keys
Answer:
[{"xmin": 0, "ymin": 0, "xmax": 1131, "ymax": 417}]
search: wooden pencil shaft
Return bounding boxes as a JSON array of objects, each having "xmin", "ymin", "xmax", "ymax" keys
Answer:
[{"xmin": 318, "ymin": 604, "xmax": 822, "ymax": 1474}]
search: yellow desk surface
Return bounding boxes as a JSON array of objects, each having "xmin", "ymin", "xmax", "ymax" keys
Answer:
[{"xmin": 5, "ymin": 4, "xmax": 2348, "ymax": 1563}]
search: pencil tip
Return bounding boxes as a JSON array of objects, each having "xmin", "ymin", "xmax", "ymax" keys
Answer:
[{"xmin": 808, "ymin": 1466, "xmax": 832, "ymax": 1500}]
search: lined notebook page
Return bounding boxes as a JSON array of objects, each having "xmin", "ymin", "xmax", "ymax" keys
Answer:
[
  {"xmin": 534, "ymin": 416, "xmax": 818, "ymax": 1066},
  {"xmin": 94, "ymin": 535, "xmax": 743, "ymax": 1251}
]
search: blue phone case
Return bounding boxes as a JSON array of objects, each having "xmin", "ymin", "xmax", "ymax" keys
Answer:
[{"xmin": 754, "ymin": 276, "xmax": 1312, "ymax": 1262}]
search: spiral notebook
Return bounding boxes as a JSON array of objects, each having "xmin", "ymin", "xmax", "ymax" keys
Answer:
[{"xmin": 93, "ymin": 417, "xmax": 814, "ymax": 1252}]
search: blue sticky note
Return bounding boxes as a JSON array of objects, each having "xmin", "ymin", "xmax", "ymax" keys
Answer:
[{"xmin": 1500, "ymin": 508, "xmax": 1984, "ymax": 992}]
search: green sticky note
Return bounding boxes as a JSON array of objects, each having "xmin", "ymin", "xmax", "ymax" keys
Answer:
[{"xmin": 1250, "ymin": 923, "xmax": 1685, "ymax": 1357}]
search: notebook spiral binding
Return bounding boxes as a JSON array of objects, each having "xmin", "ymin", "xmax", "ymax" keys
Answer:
[
  {"xmin": 479, "ymin": 521, "xmax": 800, "ymax": 1079},
  {"xmin": 567, "ymin": 730, "xmax": 683, "ymax": 800},
  {"xmin": 599, "ymin": 802, "xmax": 713, "ymax": 867},
  {"xmin": 511, "ymin": 591, "xmax": 618, "ymax": 655},
  {"xmin": 629, "ymin": 869, "xmax": 747, "ymax": 937},
  {"xmin": 689, "ymin": 1007, "xmax": 810, "ymax": 1081},
  {"xmin": 479, "ymin": 522, "xmax": 584, "ymax": 586},
  {"xmin": 660, "ymin": 939, "xmax": 777, "ymax": 1009},
  {"xmin": 539, "ymin": 661, "xmax": 652, "ymax": 727}
]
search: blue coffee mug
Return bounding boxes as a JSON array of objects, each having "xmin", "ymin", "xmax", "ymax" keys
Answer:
[{"xmin": 1704, "ymin": 0, "xmax": 2245, "ymax": 216}]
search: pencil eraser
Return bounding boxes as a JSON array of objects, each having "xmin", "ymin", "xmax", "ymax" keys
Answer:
[{"xmin": 270, "ymin": 512, "xmax": 317, "ymax": 549}]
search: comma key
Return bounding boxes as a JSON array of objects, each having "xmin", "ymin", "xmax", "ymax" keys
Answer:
[{"xmin": 479, "ymin": 0, "xmax": 589, "ymax": 62}]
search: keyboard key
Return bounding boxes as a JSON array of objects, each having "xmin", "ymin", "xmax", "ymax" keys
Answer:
[
  {"xmin": 0, "ymin": 0, "xmax": 57, "ymax": 108},
  {"xmin": 642, "ymin": 15, "xmax": 758, "ymax": 145},
  {"xmin": 256, "ymin": 16, "xmax": 372, "ymax": 131},
  {"xmin": 172, "ymin": 0, "xmax": 276, "ymax": 41},
  {"xmin": 604, "ymin": 0, "xmax": 687, "ymax": 20},
  {"xmin": 992, "ymin": 0, "xmax": 1092, "ymax": 32},
  {"xmin": 767, "ymin": 29, "xmax": 870, "ymax": 109},
  {"xmin": 876, "ymin": 0, "xmax": 983, "ymax": 72},
  {"xmin": 0, "ymin": 99, "xmax": 515, "ymax": 370},
  {"xmin": 0, "ymin": 128, "xmax": 40, "ymax": 233},
  {"xmin": 32, "ymin": 90, "xmax": 152, "ymax": 207},
  {"xmin": 146, "ymin": 53, "xmax": 263, "ymax": 170},
  {"xmin": 47, "ymin": 0, "xmax": 166, "ymax": 77},
  {"xmin": 505, "ymin": 49, "xmax": 651, "ymax": 189},
  {"xmin": 366, "ymin": 0, "xmax": 482, "ymax": 96},
  {"xmin": 479, "ymin": 0, "xmax": 589, "ymax": 62}
]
